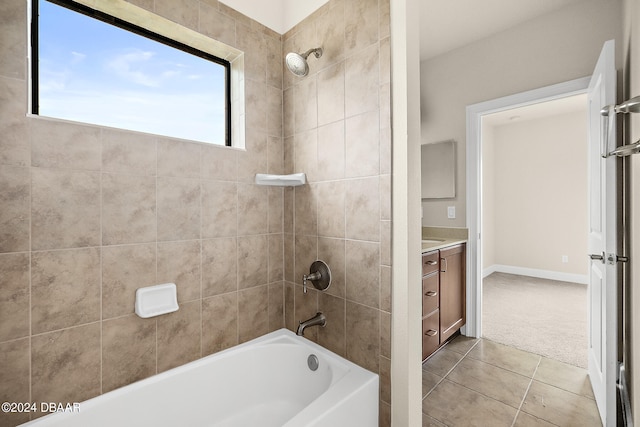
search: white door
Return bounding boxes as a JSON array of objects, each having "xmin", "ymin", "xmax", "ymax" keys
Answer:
[{"xmin": 587, "ymin": 39, "xmax": 617, "ymax": 427}]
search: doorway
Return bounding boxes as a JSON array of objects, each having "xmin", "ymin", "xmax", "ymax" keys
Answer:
[
  {"xmin": 480, "ymin": 95, "xmax": 590, "ymax": 368},
  {"xmin": 465, "ymin": 76, "xmax": 591, "ymax": 337}
]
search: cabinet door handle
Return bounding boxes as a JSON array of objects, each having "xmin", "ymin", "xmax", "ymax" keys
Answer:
[
  {"xmin": 440, "ymin": 258, "xmax": 447, "ymax": 273},
  {"xmin": 425, "ymin": 329, "xmax": 438, "ymax": 337},
  {"xmin": 425, "ymin": 291, "xmax": 438, "ymax": 297},
  {"xmin": 425, "ymin": 260, "xmax": 437, "ymax": 266}
]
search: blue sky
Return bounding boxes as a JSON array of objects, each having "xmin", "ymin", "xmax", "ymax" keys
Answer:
[{"xmin": 38, "ymin": 0, "xmax": 227, "ymax": 145}]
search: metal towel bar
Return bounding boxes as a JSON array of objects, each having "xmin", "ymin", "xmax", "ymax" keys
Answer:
[
  {"xmin": 608, "ymin": 140, "xmax": 640, "ymax": 157},
  {"xmin": 614, "ymin": 95, "xmax": 640, "ymax": 114},
  {"xmin": 600, "ymin": 95, "xmax": 640, "ymax": 157}
]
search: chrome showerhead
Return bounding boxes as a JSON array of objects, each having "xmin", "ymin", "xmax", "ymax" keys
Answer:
[
  {"xmin": 285, "ymin": 47, "xmax": 323, "ymax": 77},
  {"xmin": 285, "ymin": 52, "xmax": 309, "ymax": 77}
]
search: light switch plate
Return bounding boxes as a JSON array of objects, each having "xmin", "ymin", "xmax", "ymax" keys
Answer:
[{"xmin": 447, "ymin": 206, "xmax": 456, "ymax": 219}]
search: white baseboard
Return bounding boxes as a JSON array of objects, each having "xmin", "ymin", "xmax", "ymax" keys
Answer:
[{"xmin": 482, "ymin": 264, "xmax": 588, "ymax": 285}]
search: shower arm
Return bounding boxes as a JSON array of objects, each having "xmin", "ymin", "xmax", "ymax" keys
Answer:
[{"xmin": 301, "ymin": 47, "xmax": 323, "ymax": 60}]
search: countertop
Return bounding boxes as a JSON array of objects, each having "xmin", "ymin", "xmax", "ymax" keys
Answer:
[
  {"xmin": 421, "ymin": 238, "xmax": 467, "ymax": 253},
  {"xmin": 420, "ymin": 226, "xmax": 468, "ymax": 253}
]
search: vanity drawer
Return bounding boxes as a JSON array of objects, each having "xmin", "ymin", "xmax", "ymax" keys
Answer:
[
  {"xmin": 422, "ymin": 251, "xmax": 439, "ymax": 275},
  {"xmin": 422, "ymin": 309, "xmax": 440, "ymax": 360},
  {"xmin": 422, "ymin": 272, "xmax": 439, "ymax": 316}
]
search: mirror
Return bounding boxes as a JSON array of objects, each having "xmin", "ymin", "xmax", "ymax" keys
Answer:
[{"xmin": 421, "ymin": 140, "xmax": 456, "ymax": 199}]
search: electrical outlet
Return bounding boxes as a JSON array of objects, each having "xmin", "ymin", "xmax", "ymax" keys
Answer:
[{"xmin": 562, "ymin": 255, "xmax": 569, "ymax": 263}]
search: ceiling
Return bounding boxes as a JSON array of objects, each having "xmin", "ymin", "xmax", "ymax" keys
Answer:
[
  {"xmin": 419, "ymin": 0, "xmax": 588, "ymax": 61},
  {"xmin": 222, "ymin": 0, "xmax": 587, "ymax": 61},
  {"xmin": 219, "ymin": 0, "xmax": 328, "ymax": 34}
]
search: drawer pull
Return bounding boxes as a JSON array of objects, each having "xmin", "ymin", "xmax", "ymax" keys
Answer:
[
  {"xmin": 425, "ymin": 291, "xmax": 438, "ymax": 297},
  {"xmin": 425, "ymin": 260, "xmax": 437, "ymax": 266},
  {"xmin": 425, "ymin": 329, "xmax": 438, "ymax": 337}
]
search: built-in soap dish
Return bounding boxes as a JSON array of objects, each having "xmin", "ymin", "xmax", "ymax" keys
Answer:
[
  {"xmin": 255, "ymin": 173, "xmax": 306, "ymax": 187},
  {"xmin": 135, "ymin": 283, "xmax": 179, "ymax": 318}
]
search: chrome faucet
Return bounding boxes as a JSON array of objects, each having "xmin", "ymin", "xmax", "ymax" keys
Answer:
[{"xmin": 296, "ymin": 312, "xmax": 326, "ymax": 336}]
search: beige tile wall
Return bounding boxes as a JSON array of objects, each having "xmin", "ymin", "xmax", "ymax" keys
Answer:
[
  {"xmin": 0, "ymin": 0, "xmax": 285, "ymax": 425},
  {"xmin": 281, "ymin": 0, "xmax": 392, "ymax": 425},
  {"xmin": 0, "ymin": 0, "xmax": 392, "ymax": 426}
]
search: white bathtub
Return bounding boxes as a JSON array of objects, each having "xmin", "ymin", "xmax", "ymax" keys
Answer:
[{"xmin": 21, "ymin": 328, "xmax": 379, "ymax": 427}]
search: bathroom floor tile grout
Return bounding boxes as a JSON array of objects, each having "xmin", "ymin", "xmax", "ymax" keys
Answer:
[
  {"xmin": 422, "ymin": 337, "xmax": 600, "ymax": 427},
  {"xmin": 431, "ymin": 347, "xmax": 540, "ymax": 417},
  {"xmin": 510, "ymin": 355, "xmax": 542, "ymax": 427},
  {"xmin": 421, "ymin": 336, "xmax": 481, "ymax": 401}
]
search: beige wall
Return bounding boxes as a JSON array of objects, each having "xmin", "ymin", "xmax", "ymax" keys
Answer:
[
  {"xmin": 420, "ymin": 0, "xmax": 622, "ymax": 227},
  {"xmin": 0, "ymin": 0, "xmax": 392, "ymax": 426},
  {"xmin": 281, "ymin": 0, "xmax": 392, "ymax": 423},
  {"xmin": 482, "ymin": 111, "xmax": 589, "ymax": 277}
]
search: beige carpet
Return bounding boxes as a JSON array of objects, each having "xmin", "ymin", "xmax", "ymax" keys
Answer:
[{"xmin": 482, "ymin": 272, "xmax": 588, "ymax": 368}]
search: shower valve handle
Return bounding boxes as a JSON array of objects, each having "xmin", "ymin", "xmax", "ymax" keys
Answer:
[
  {"xmin": 301, "ymin": 260, "xmax": 332, "ymax": 294},
  {"xmin": 302, "ymin": 272, "xmax": 321, "ymax": 294}
]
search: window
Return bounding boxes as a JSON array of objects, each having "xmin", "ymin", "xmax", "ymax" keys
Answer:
[{"xmin": 32, "ymin": 0, "xmax": 231, "ymax": 146}]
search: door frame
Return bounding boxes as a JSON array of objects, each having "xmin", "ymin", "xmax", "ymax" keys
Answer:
[{"xmin": 464, "ymin": 76, "xmax": 591, "ymax": 338}]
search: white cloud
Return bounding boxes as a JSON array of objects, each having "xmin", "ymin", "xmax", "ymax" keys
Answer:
[
  {"xmin": 161, "ymin": 70, "xmax": 180, "ymax": 79},
  {"xmin": 105, "ymin": 50, "xmax": 194, "ymax": 88},
  {"xmin": 106, "ymin": 50, "xmax": 161, "ymax": 87},
  {"xmin": 39, "ymin": 59, "xmax": 70, "ymax": 93},
  {"xmin": 40, "ymin": 86, "xmax": 227, "ymax": 145},
  {"xmin": 70, "ymin": 51, "xmax": 86, "ymax": 64},
  {"xmin": 40, "ymin": 46, "xmax": 228, "ymax": 144}
]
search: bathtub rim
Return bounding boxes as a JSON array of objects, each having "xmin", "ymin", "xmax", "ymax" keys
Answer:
[{"xmin": 19, "ymin": 328, "xmax": 379, "ymax": 427}]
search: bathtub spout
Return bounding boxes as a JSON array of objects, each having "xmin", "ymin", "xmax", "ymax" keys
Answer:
[{"xmin": 297, "ymin": 312, "xmax": 326, "ymax": 336}]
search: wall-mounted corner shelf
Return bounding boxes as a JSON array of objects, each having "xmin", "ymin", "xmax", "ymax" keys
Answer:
[{"xmin": 255, "ymin": 173, "xmax": 306, "ymax": 187}]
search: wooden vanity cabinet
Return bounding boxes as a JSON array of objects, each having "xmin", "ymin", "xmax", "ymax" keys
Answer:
[
  {"xmin": 421, "ymin": 243, "xmax": 466, "ymax": 361},
  {"xmin": 422, "ymin": 272, "xmax": 439, "ymax": 316},
  {"xmin": 422, "ymin": 310, "xmax": 440, "ymax": 359},
  {"xmin": 421, "ymin": 250, "xmax": 440, "ymax": 360},
  {"xmin": 439, "ymin": 244, "xmax": 466, "ymax": 343}
]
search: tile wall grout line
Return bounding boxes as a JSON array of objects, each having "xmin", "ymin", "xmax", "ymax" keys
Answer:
[
  {"xmin": 235, "ymin": 179, "xmax": 240, "ymax": 345},
  {"xmin": 154, "ymin": 136, "xmax": 159, "ymax": 376},
  {"xmin": 99, "ymin": 129, "xmax": 104, "ymax": 396},
  {"xmin": 27, "ymin": 319, "xmax": 104, "ymax": 339},
  {"xmin": 511, "ymin": 356, "xmax": 542, "ymax": 427},
  {"xmin": 199, "ymin": 239, "xmax": 203, "ymax": 358},
  {"xmin": 197, "ymin": 143, "xmax": 203, "ymax": 359},
  {"xmin": 29, "ymin": 159, "xmax": 33, "ymax": 413}
]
